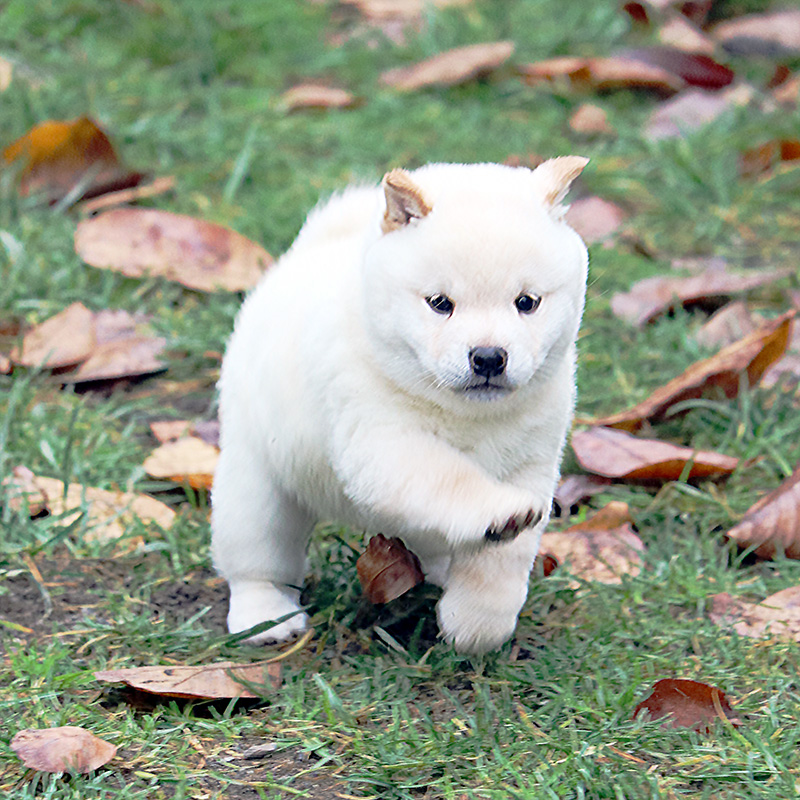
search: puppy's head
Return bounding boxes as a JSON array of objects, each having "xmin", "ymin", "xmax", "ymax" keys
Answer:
[{"xmin": 362, "ymin": 159, "xmax": 589, "ymax": 412}]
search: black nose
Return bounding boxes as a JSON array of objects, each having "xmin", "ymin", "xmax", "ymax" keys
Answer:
[{"xmin": 469, "ymin": 346, "xmax": 507, "ymax": 378}]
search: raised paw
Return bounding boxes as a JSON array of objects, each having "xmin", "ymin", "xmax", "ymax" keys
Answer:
[{"xmin": 485, "ymin": 508, "xmax": 541, "ymax": 543}]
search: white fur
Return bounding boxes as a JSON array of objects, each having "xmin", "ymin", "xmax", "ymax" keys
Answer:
[{"xmin": 211, "ymin": 161, "xmax": 588, "ymax": 653}]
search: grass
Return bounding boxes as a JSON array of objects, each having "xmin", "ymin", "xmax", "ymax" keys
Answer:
[{"xmin": 2, "ymin": 0, "xmax": 800, "ymax": 797}]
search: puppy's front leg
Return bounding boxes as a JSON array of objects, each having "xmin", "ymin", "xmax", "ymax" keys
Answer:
[
  {"xmin": 437, "ymin": 528, "xmax": 542, "ymax": 653},
  {"xmin": 335, "ymin": 427, "xmax": 543, "ymax": 548}
]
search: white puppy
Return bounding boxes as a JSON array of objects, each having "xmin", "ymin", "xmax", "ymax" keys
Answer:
[{"xmin": 211, "ymin": 159, "xmax": 588, "ymax": 654}]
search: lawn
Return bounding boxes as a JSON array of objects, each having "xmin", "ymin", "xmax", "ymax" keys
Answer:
[{"xmin": 1, "ymin": 1, "xmax": 800, "ymax": 798}]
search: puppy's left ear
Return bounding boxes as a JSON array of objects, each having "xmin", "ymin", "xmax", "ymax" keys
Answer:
[
  {"xmin": 382, "ymin": 169, "xmax": 432, "ymax": 233},
  {"xmin": 531, "ymin": 156, "xmax": 589, "ymax": 220}
]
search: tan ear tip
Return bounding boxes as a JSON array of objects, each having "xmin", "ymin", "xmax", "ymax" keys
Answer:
[{"xmin": 382, "ymin": 168, "xmax": 413, "ymax": 191}]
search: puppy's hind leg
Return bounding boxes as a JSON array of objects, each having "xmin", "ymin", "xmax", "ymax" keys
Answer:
[{"xmin": 211, "ymin": 452, "xmax": 313, "ymax": 644}]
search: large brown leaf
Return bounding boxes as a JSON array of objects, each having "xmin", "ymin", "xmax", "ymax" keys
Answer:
[
  {"xmin": 711, "ymin": 10, "xmax": 800, "ymax": 56},
  {"xmin": 357, "ymin": 533, "xmax": 424, "ymax": 604},
  {"xmin": 611, "ymin": 265, "xmax": 791, "ymax": 327},
  {"xmin": 3, "ymin": 117, "xmax": 143, "ymax": 203},
  {"xmin": 571, "ymin": 427, "xmax": 739, "ymax": 481},
  {"xmin": 709, "ymin": 586, "xmax": 800, "ymax": 641},
  {"xmin": 94, "ymin": 661, "xmax": 282, "ymax": 700},
  {"xmin": 585, "ymin": 311, "xmax": 794, "ymax": 431},
  {"xmin": 633, "ymin": 678, "xmax": 740, "ymax": 731},
  {"xmin": 380, "ymin": 41, "xmax": 514, "ymax": 91},
  {"xmin": 539, "ymin": 501, "xmax": 644, "ymax": 585},
  {"xmin": 11, "ymin": 726, "xmax": 117, "ymax": 774},
  {"xmin": 143, "ymin": 436, "xmax": 220, "ymax": 490},
  {"xmin": 725, "ymin": 467, "xmax": 800, "ymax": 559},
  {"xmin": 75, "ymin": 208, "xmax": 272, "ymax": 293},
  {"xmin": 11, "ymin": 302, "xmax": 95, "ymax": 369}
]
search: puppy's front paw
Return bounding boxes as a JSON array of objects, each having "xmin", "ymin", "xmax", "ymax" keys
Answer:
[
  {"xmin": 227, "ymin": 581, "xmax": 308, "ymax": 645},
  {"xmin": 485, "ymin": 508, "xmax": 541, "ymax": 544},
  {"xmin": 437, "ymin": 584, "xmax": 520, "ymax": 654}
]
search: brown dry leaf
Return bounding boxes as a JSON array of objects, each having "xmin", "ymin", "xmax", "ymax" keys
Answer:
[
  {"xmin": 94, "ymin": 661, "xmax": 282, "ymax": 699},
  {"xmin": 610, "ymin": 265, "xmax": 791, "ymax": 327},
  {"xmin": 553, "ymin": 474, "xmax": 612, "ymax": 516},
  {"xmin": 3, "ymin": 467, "xmax": 176, "ymax": 542},
  {"xmin": 539, "ymin": 501, "xmax": 644, "ymax": 585},
  {"xmin": 568, "ymin": 104, "xmax": 614, "ymax": 135},
  {"xmin": 520, "ymin": 55, "xmax": 683, "ymax": 94},
  {"xmin": 564, "ymin": 196, "xmax": 626, "ymax": 245},
  {"xmin": 0, "ymin": 56, "xmax": 12, "ymax": 91},
  {"xmin": 357, "ymin": 533, "xmax": 424, "ymax": 603},
  {"xmin": 657, "ymin": 16, "xmax": 715, "ymax": 54},
  {"xmin": 150, "ymin": 420, "xmax": 194, "ymax": 443},
  {"xmin": 143, "ymin": 436, "xmax": 220, "ymax": 490},
  {"xmin": 740, "ymin": 139, "xmax": 800, "ymax": 179},
  {"xmin": 74, "ymin": 208, "xmax": 272, "ymax": 293},
  {"xmin": 344, "ymin": 0, "xmax": 471, "ymax": 20},
  {"xmin": 711, "ymin": 10, "xmax": 800, "ymax": 56},
  {"xmin": 3, "ymin": 117, "xmax": 143, "ymax": 203},
  {"xmin": 11, "ymin": 726, "xmax": 117, "ymax": 774},
  {"xmin": 623, "ymin": 48, "xmax": 733, "ymax": 89},
  {"xmin": 380, "ymin": 41, "xmax": 514, "ymax": 91},
  {"xmin": 725, "ymin": 467, "xmax": 800, "ymax": 559},
  {"xmin": 709, "ymin": 587, "xmax": 800, "ymax": 641},
  {"xmin": 644, "ymin": 87, "xmax": 746, "ymax": 141},
  {"xmin": 78, "ymin": 175, "xmax": 176, "ymax": 215},
  {"xmin": 633, "ymin": 678, "xmax": 740, "ymax": 731},
  {"xmin": 11, "ymin": 302, "xmax": 95, "ymax": 369},
  {"xmin": 281, "ymin": 84, "xmax": 357, "ymax": 111},
  {"xmin": 66, "ymin": 336, "xmax": 167, "ymax": 384},
  {"xmin": 585, "ymin": 311, "xmax": 795, "ymax": 431},
  {"xmin": 571, "ymin": 427, "xmax": 739, "ymax": 481},
  {"xmin": 694, "ymin": 301, "xmax": 758, "ymax": 350},
  {"xmin": 623, "ymin": 1, "xmax": 713, "ymax": 26}
]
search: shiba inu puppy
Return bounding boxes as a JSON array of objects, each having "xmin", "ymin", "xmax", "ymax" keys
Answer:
[{"xmin": 211, "ymin": 158, "xmax": 588, "ymax": 653}]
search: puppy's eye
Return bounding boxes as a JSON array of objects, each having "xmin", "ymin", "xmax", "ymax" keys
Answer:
[
  {"xmin": 426, "ymin": 294, "xmax": 454, "ymax": 316},
  {"xmin": 515, "ymin": 294, "xmax": 541, "ymax": 314}
]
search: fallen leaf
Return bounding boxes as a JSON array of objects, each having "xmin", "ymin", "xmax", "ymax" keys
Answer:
[
  {"xmin": 2, "ymin": 466, "xmax": 175, "ymax": 542},
  {"xmin": 357, "ymin": 533, "xmax": 424, "ymax": 603},
  {"xmin": 571, "ymin": 427, "xmax": 739, "ymax": 481},
  {"xmin": 344, "ymin": 0, "xmax": 471, "ymax": 20},
  {"xmin": 610, "ymin": 265, "xmax": 791, "ymax": 327},
  {"xmin": 633, "ymin": 678, "xmax": 740, "ymax": 731},
  {"xmin": 0, "ymin": 56, "xmax": 12, "ymax": 91},
  {"xmin": 553, "ymin": 474, "xmax": 612, "ymax": 516},
  {"xmin": 94, "ymin": 661, "xmax": 282, "ymax": 699},
  {"xmin": 622, "ymin": 48, "xmax": 733, "ymax": 90},
  {"xmin": 11, "ymin": 302, "xmax": 95, "ymax": 369},
  {"xmin": 3, "ymin": 117, "xmax": 143, "ymax": 203},
  {"xmin": 709, "ymin": 587, "xmax": 800, "ymax": 641},
  {"xmin": 11, "ymin": 726, "xmax": 116, "ymax": 774},
  {"xmin": 644, "ymin": 87, "xmax": 744, "ymax": 141},
  {"xmin": 66, "ymin": 336, "xmax": 167, "ymax": 384},
  {"xmin": 281, "ymin": 84, "xmax": 357, "ymax": 111},
  {"xmin": 568, "ymin": 103, "xmax": 615, "ymax": 135},
  {"xmin": 564, "ymin": 196, "xmax": 626, "ymax": 245},
  {"xmin": 623, "ymin": 1, "xmax": 712, "ymax": 27},
  {"xmin": 711, "ymin": 10, "xmax": 800, "ymax": 57},
  {"xmin": 380, "ymin": 41, "xmax": 514, "ymax": 91},
  {"xmin": 0, "ymin": 352, "xmax": 10, "ymax": 373},
  {"xmin": 585, "ymin": 312, "xmax": 794, "ymax": 431},
  {"xmin": 149, "ymin": 419, "xmax": 220, "ymax": 446},
  {"xmin": 740, "ymin": 139, "xmax": 800, "ymax": 179},
  {"xmin": 694, "ymin": 301, "xmax": 757, "ymax": 349},
  {"xmin": 75, "ymin": 208, "xmax": 273, "ymax": 293},
  {"xmin": 657, "ymin": 16, "xmax": 715, "ymax": 55},
  {"xmin": 78, "ymin": 175, "xmax": 176, "ymax": 215},
  {"xmin": 534, "ymin": 553, "xmax": 559, "ymax": 577},
  {"xmin": 725, "ymin": 467, "xmax": 800, "ymax": 559},
  {"xmin": 539, "ymin": 501, "xmax": 644, "ymax": 585},
  {"xmin": 143, "ymin": 436, "xmax": 220, "ymax": 490}
]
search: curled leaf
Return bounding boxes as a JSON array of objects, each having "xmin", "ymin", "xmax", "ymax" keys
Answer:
[
  {"xmin": 357, "ymin": 533, "xmax": 424, "ymax": 604},
  {"xmin": 11, "ymin": 726, "xmax": 116, "ymax": 773}
]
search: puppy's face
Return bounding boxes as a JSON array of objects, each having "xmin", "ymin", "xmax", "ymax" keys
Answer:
[{"xmin": 362, "ymin": 161, "xmax": 588, "ymax": 411}]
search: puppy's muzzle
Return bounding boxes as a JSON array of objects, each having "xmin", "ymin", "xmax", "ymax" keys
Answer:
[{"xmin": 469, "ymin": 346, "xmax": 507, "ymax": 379}]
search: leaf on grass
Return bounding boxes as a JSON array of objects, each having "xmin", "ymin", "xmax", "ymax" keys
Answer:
[
  {"xmin": 711, "ymin": 10, "xmax": 800, "ymax": 57},
  {"xmin": 2, "ymin": 117, "xmax": 143, "ymax": 203},
  {"xmin": 357, "ymin": 533, "xmax": 424, "ymax": 604},
  {"xmin": 150, "ymin": 419, "xmax": 220, "ymax": 447},
  {"xmin": 709, "ymin": 587, "xmax": 800, "ymax": 641},
  {"xmin": 553, "ymin": 473, "xmax": 612, "ymax": 516},
  {"xmin": 143, "ymin": 436, "xmax": 220, "ymax": 490},
  {"xmin": 657, "ymin": 16, "xmax": 715, "ymax": 55},
  {"xmin": 94, "ymin": 661, "xmax": 282, "ymax": 700},
  {"xmin": 11, "ymin": 302, "xmax": 95, "ymax": 369},
  {"xmin": 2, "ymin": 466, "xmax": 175, "ymax": 542},
  {"xmin": 633, "ymin": 678, "xmax": 740, "ymax": 731},
  {"xmin": 694, "ymin": 301, "xmax": 757, "ymax": 349},
  {"xmin": 380, "ymin": 41, "xmax": 514, "ymax": 91},
  {"xmin": 280, "ymin": 84, "xmax": 357, "ymax": 111},
  {"xmin": 622, "ymin": 48, "xmax": 733, "ymax": 90},
  {"xmin": 568, "ymin": 104, "xmax": 615, "ymax": 136},
  {"xmin": 740, "ymin": 139, "xmax": 800, "ymax": 179},
  {"xmin": 75, "ymin": 208, "xmax": 273, "ymax": 293},
  {"xmin": 0, "ymin": 56, "xmax": 12, "ymax": 92},
  {"xmin": 571, "ymin": 427, "xmax": 739, "ymax": 481},
  {"xmin": 644, "ymin": 86, "xmax": 751, "ymax": 141},
  {"xmin": 564, "ymin": 196, "xmax": 626, "ymax": 245},
  {"xmin": 344, "ymin": 0, "xmax": 472, "ymax": 20},
  {"xmin": 539, "ymin": 501, "xmax": 644, "ymax": 585},
  {"xmin": 623, "ymin": 1, "xmax": 713, "ymax": 27},
  {"xmin": 725, "ymin": 467, "xmax": 800, "ymax": 559},
  {"xmin": 610, "ymin": 265, "xmax": 791, "ymax": 327},
  {"xmin": 66, "ymin": 336, "xmax": 167, "ymax": 384},
  {"xmin": 585, "ymin": 311, "xmax": 795, "ymax": 431},
  {"xmin": 11, "ymin": 726, "xmax": 116, "ymax": 774}
]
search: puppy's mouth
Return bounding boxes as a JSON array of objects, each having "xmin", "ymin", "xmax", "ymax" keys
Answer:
[{"xmin": 460, "ymin": 379, "xmax": 512, "ymax": 399}]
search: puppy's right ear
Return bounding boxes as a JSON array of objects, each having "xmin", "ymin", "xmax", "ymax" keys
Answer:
[
  {"xmin": 382, "ymin": 169, "xmax": 432, "ymax": 233},
  {"xmin": 531, "ymin": 156, "xmax": 589, "ymax": 220}
]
